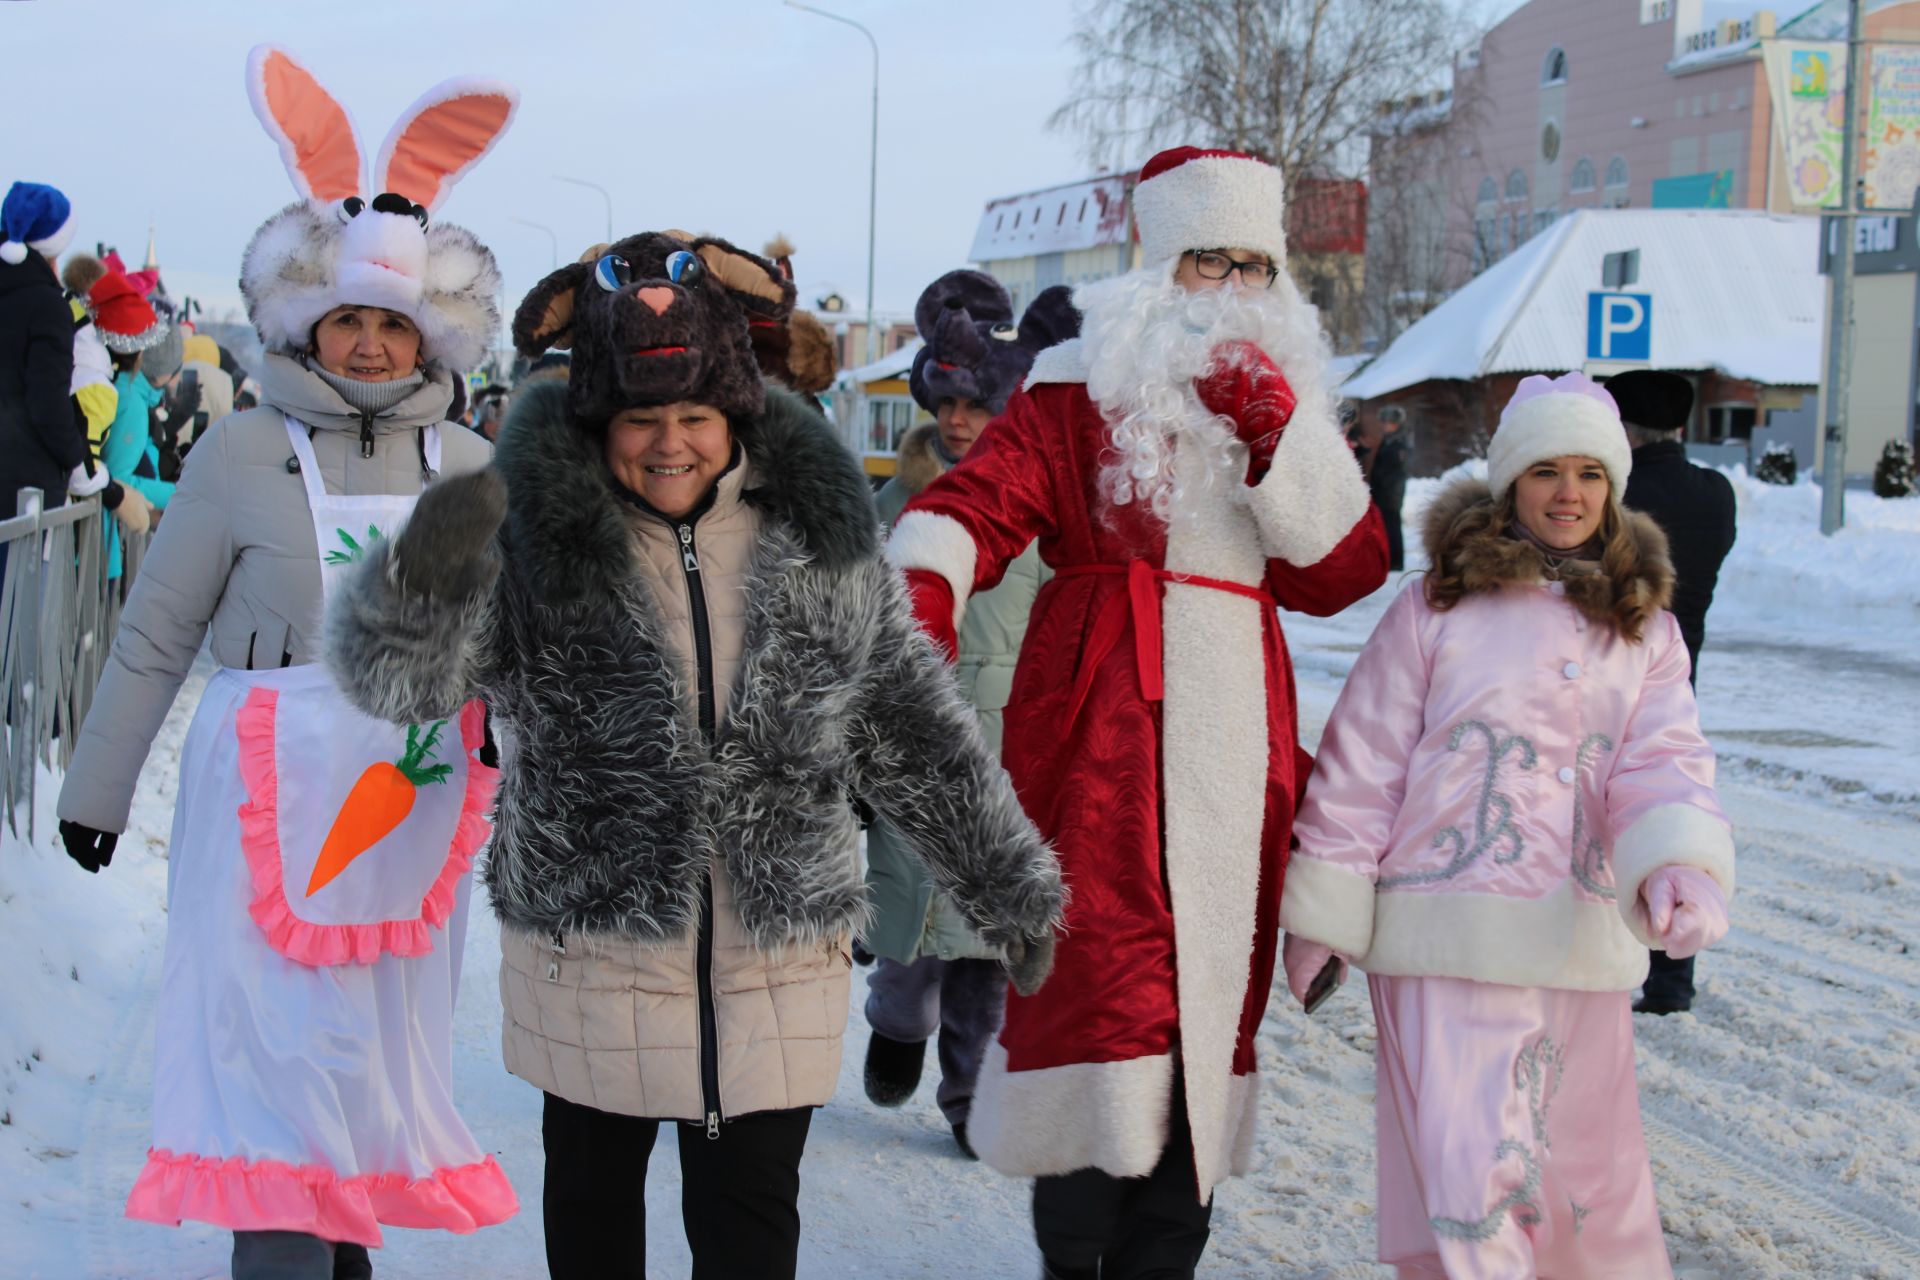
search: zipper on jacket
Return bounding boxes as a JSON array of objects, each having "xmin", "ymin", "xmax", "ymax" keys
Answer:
[
  {"xmin": 673, "ymin": 516, "xmax": 725, "ymax": 1138},
  {"xmin": 358, "ymin": 408, "xmax": 376, "ymax": 459},
  {"xmin": 546, "ymin": 927, "xmax": 566, "ymax": 982}
]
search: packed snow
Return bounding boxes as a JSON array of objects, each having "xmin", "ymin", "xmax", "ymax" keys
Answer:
[{"xmin": 3, "ymin": 471, "xmax": 1916, "ymax": 1278}]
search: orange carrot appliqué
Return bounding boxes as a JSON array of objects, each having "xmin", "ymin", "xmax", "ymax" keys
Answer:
[{"xmin": 305, "ymin": 720, "xmax": 454, "ymax": 897}]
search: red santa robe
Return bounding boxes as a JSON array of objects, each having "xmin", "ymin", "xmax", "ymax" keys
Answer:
[{"xmin": 888, "ymin": 337, "xmax": 1388, "ymax": 1199}]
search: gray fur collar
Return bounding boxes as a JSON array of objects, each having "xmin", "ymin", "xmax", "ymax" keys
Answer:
[{"xmin": 493, "ymin": 377, "xmax": 876, "ymax": 604}]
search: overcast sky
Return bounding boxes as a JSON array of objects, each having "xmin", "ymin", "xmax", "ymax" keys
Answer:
[{"xmin": 2, "ymin": 0, "xmax": 1520, "ymax": 330}]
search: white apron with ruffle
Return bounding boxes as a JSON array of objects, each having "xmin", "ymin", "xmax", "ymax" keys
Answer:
[{"xmin": 125, "ymin": 420, "xmax": 515, "ymax": 1247}]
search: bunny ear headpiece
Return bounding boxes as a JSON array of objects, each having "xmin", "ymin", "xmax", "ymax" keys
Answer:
[{"xmin": 239, "ymin": 45, "xmax": 518, "ymax": 371}]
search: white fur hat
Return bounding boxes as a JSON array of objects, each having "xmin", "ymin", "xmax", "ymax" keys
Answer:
[
  {"xmin": 1131, "ymin": 146, "xmax": 1287, "ymax": 271},
  {"xmin": 1488, "ymin": 372, "xmax": 1633, "ymax": 498},
  {"xmin": 239, "ymin": 46, "xmax": 516, "ymax": 371}
]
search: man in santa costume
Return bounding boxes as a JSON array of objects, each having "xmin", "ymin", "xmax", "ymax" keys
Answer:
[{"xmin": 888, "ymin": 146, "xmax": 1389, "ymax": 1276}]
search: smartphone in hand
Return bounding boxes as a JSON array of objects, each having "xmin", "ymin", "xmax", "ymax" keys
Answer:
[{"xmin": 1302, "ymin": 957, "xmax": 1343, "ymax": 1015}]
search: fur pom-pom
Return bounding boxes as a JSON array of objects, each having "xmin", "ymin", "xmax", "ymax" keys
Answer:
[
  {"xmin": 763, "ymin": 233, "xmax": 795, "ymax": 261},
  {"xmin": 0, "ymin": 242, "xmax": 28, "ymax": 266}
]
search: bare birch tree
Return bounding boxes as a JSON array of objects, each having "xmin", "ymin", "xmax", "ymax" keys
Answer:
[{"xmin": 1050, "ymin": 0, "xmax": 1473, "ymax": 202}]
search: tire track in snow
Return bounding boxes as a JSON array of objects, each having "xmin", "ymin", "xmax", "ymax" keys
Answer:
[{"xmin": 1643, "ymin": 1103, "xmax": 1920, "ymax": 1275}]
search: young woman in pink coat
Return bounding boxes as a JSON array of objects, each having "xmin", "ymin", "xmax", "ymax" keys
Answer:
[{"xmin": 1279, "ymin": 372, "xmax": 1734, "ymax": 1279}]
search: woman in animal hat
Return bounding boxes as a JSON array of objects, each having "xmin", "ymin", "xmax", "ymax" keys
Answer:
[
  {"xmin": 1280, "ymin": 373, "xmax": 1734, "ymax": 1279},
  {"xmin": 57, "ymin": 46, "xmax": 520, "ymax": 1278},
  {"xmin": 325, "ymin": 230, "xmax": 1064, "ymax": 1279},
  {"xmin": 861, "ymin": 271, "xmax": 1078, "ymax": 1158}
]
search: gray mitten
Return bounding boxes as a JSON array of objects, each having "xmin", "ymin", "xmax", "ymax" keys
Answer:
[
  {"xmin": 393, "ymin": 469, "xmax": 508, "ymax": 600},
  {"xmin": 1003, "ymin": 930, "xmax": 1056, "ymax": 997}
]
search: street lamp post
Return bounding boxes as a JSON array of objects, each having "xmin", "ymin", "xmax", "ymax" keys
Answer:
[
  {"xmin": 555, "ymin": 175, "xmax": 615, "ymax": 245},
  {"xmin": 509, "ymin": 217, "xmax": 560, "ymax": 269},
  {"xmin": 784, "ymin": 0, "xmax": 879, "ymax": 365}
]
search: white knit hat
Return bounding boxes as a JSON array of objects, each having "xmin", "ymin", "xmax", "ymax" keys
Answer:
[
  {"xmin": 1487, "ymin": 372, "xmax": 1633, "ymax": 498},
  {"xmin": 1131, "ymin": 146, "xmax": 1287, "ymax": 271}
]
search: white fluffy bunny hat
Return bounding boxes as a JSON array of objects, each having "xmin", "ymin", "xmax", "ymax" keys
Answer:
[{"xmin": 240, "ymin": 45, "xmax": 518, "ymax": 371}]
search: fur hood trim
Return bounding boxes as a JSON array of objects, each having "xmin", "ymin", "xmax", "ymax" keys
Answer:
[
  {"xmin": 1421, "ymin": 477, "xmax": 1673, "ymax": 638},
  {"xmin": 890, "ymin": 421, "xmax": 949, "ymax": 499},
  {"xmin": 494, "ymin": 377, "xmax": 876, "ymax": 604}
]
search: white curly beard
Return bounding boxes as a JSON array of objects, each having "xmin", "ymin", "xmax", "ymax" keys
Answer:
[{"xmin": 1075, "ymin": 263, "xmax": 1336, "ymax": 524}]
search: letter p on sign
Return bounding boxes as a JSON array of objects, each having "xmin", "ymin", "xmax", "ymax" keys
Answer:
[{"xmin": 1587, "ymin": 292, "xmax": 1652, "ymax": 362}]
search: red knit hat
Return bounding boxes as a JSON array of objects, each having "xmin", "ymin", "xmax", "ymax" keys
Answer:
[
  {"xmin": 88, "ymin": 270, "xmax": 166, "ymax": 353},
  {"xmin": 1132, "ymin": 146, "xmax": 1287, "ymax": 271}
]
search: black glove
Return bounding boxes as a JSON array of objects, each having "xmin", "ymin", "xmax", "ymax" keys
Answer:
[
  {"xmin": 393, "ymin": 469, "xmax": 508, "ymax": 600},
  {"xmin": 167, "ymin": 372, "xmax": 202, "ymax": 426},
  {"xmin": 1003, "ymin": 930, "xmax": 1056, "ymax": 997},
  {"xmin": 60, "ymin": 820, "xmax": 118, "ymax": 874}
]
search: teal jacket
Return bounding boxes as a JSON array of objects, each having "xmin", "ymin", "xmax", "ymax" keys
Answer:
[
  {"xmin": 103, "ymin": 371, "xmax": 175, "ymax": 578},
  {"xmin": 865, "ymin": 422, "xmax": 1050, "ymax": 962}
]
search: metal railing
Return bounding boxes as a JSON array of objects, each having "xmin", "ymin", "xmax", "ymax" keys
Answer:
[{"xmin": 0, "ymin": 488, "xmax": 148, "ymax": 840}]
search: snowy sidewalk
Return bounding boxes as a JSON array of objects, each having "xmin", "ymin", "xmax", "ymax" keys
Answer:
[{"xmin": 5, "ymin": 476, "xmax": 1918, "ymax": 1278}]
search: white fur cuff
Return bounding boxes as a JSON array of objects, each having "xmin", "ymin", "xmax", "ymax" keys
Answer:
[
  {"xmin": 1278, "ymin": 856, "xmax": 1377, "ymax": 958},
  {"xmin": 1612, "ymin": 803, "xmax": 1737, "ymax": 947},
  {"xmin": 970, "ymin": 1044, "xmax": 1173, "ymax": 1179},
  {"xmin": 886, "ymin": 511, "xmax": 978, "ymax": 631},
  {"xmin": 1245, "ymin": 413, "xmax": 1371, "ymax": 567},
  {"xmin": 1023, "ymin": 338, "xmax": 1088, "ymax": 389}
]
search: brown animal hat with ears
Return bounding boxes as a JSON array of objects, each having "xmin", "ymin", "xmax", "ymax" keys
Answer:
[{"xmin": 512, "ymin": 230, "xmax": 793, "ymax": 429}]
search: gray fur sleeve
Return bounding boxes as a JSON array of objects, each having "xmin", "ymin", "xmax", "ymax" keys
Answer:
[
  {"xmin": 847, "ymin": 560, "xmax": 1065, "ymax": 946},
  {"xmin": 324, "ymin": 535, "xmax": 497, "ymax": 724}
]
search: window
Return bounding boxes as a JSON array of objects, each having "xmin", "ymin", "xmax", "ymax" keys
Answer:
[
  {"xmin": 1705, "ymin": 405, "xmax": 1758, "ymax": 442},
  {"xmin": 1569, "ymin": 158, "xmax": 1597, "ymax": 193},
  {"xmin": 866, "ymin": 397, "xmax": 922, "ymax": 454},
  {"xmin": 1542, "ymin": 46, "xmax": 1568, "ymax": 86},
  {"xmin": 1477, "ymin": 177, "xmax": 1499, "ymax": 207},
  {"xmin": 1506, "ymin": 169, "xmax": 1529, "ymax": 203},
  {"xmin": 1534, "ymin": 209, "xmax": 1557, "ymax": 235},
  {"xmin": 1605, "ymin": 156, "xmax": 1630, "ymax": 190}
]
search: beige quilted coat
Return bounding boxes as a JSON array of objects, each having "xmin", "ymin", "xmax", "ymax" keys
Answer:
[{"xmin": 497, "ymin": 457, "xmax": 854, "ymax": 1120}]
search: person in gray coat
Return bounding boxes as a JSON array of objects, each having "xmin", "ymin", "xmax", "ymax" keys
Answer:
[
  {"xmin": 56, "ymin": 46, "xmax": 520, "ymax": 1280},
  {"xmin": 862, "ymin": 273, "xmax": 1079, "ymax": 1157}
]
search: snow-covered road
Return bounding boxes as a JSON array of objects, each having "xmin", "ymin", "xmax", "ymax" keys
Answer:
[{"xmin": 4, "ymin": 474, "xmax": 1917, "ymax": 1278}]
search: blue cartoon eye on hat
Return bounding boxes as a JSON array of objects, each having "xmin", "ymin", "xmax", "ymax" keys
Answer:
[
  {"xmin": 594, "ymin": 254, "xmax": 631, "ymax": 292},
  {"xmin": 665, "ymin": 250, "xmax": 703, "ymax": 285}
]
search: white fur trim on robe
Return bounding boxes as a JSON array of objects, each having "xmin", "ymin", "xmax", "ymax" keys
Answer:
[
  {"xmin": 1157, "ymin": 440, "xmax": 1273, "ymax": 1200},
  {"xmin": 1278, "ymin": 855, "xmax": 1377, "ymax": 960},
  {"xmin": 1242, "ymin": 403, "xmax": 1371, "ymax": 568},
  {"xmin": 1362, "ymin": 883, "xmax": 1656, "ymax": 992},
  {"xmin": 886, "ymin": 510, "xmax": 977, "ymax": 631},
  {"xmin": 1023, "ymin": 338, "xmax": 1088, "ymax": 389}
]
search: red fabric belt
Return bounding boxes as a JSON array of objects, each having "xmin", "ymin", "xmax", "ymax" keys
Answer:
[{"xmin": 1053, "ymin": 561, "xmax": 1278, "ymax": 731}]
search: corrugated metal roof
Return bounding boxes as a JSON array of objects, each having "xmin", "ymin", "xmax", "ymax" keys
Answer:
[
  {"xmin": 1342, "ymin": 209, "xmax": 1822, "ymax": 400},
  {"xmin": 969, "ymin": 174, "xmax": 1134, "ymax": 262}
]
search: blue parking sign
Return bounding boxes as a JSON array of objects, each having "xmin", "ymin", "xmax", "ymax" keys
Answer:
[{"xmin": 1587, "ymin": 292, "xmax": 1652, "ymax": 361}]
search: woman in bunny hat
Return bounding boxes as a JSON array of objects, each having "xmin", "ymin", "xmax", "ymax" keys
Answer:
[
  {"xmin": 57, "ymin": 46, "xmax": 519, "ymax": 1276},
  {"xmin": 1278, "ymin": 373, "xmax": 1735, "ymax": 1278}
]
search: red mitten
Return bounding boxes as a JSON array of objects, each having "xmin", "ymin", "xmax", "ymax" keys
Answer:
[
  {"xmin": 1195, "ymin": 341, "xmax": 1298, "ymax": 481},
  {"xmin": 905, "ymin": 569, "xmax": 958, "ymax": 662}
]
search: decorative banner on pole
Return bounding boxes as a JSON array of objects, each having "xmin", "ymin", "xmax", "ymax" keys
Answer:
[
  {"xmin": 1866, "ymin": 45, "xmax": 1920, "ymax": 208},
  {"xmin": 1766, "ymin": 40, "xmax": 1846, "ymax": 209},
  {"xmin": 1765, "ymin": 39, "xmax": 1920, "ymax": 212}
]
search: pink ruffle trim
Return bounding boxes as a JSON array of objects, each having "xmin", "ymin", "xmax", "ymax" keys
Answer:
[
  {"xmin": 236, "ymin": 693, "xmax": 500, "ymax": 967},
  {"xmin": 126, "ymin": 1146, "xmax": 518, "ymax": 1248}
]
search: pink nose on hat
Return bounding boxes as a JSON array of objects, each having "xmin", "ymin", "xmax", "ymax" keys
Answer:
[{"xmin": 634, "ymin": 287, "xmax": 674, "ymax": 316}]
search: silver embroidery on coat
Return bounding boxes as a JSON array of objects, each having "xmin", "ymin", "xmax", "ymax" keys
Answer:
[
  {"xmin": 1568, "ymin": 732, "xmax": 1617, "ymax": 900},
  {"xmin": 1429, "ymin": 1035, "xmax": 1567, "ymax": 1243},
  {"xmin": 1379, "ymin": 720, "xmax": 1537, "ymax": 889},
  {"xmin": 1571, "ymin": 1197, "xmax": 1592, "ymax": 1235}
]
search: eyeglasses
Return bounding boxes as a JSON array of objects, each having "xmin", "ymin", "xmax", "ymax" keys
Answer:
[{"xmin": 1189, "ymin": 249, "xmax": 1278, "ymax": 288}]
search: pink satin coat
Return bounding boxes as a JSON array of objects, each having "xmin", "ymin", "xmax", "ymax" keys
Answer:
[{"xmin": 1280, "ymin": 578, "xmax": 1735, "ymax": 993}]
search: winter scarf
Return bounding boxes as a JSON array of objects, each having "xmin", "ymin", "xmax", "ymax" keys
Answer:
[
  {"xmin": 256, "ymin": 352, "xmax": 453, "ymax": 436},
  {"xmin": 309, "ymin": 364, "xmax": 427, "ymax": 418}
]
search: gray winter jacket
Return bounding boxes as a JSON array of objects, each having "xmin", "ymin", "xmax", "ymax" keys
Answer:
[
  {"xmin": 57, "ymin": 355, "xmax": 491, "ymax": 833},
  {"xmin": 325, "ymin": 379, "xmax": 1063, "ymax": 1120}
]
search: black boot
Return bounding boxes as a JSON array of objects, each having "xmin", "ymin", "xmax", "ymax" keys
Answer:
[
  {"xmin": 1633, "ymin": 993, "xmax": 1691, "ymax": 1015},
  {"xmin": 863, "ymin": 1032, "xmax": 926, "ymax": 1106},
  {"xmin": 952, "ymin": 1119, "xmax": 977, "ymax": 1160},
  {"xmin": 1040, "ymin": 1260, "xmax": 1098, "ymax": 1280}
]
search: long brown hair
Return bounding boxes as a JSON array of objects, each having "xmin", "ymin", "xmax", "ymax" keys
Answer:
[{"xmin": 1421, "ymin": 479, "xmax": 1672, "ymax": 643}]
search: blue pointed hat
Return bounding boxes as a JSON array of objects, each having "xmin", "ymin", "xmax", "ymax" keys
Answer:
[{"xmin": 0, "ymin": 182, "xmax": 77, "ymax": 266}]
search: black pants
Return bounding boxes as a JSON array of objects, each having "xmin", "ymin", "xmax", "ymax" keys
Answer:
[
  {"xmin": 1643, "ymin": 949, "xmax": 1697, "ymax": 1006},
  {"xmin": 542, "ymin": 1092, "xmax": 812, "ymax": 1280},
  {"xmin": 1032, "ymin": 1086, "xmax": 1213, "ymax": 1279},
  {"xmin": 230, "ymin": 1231, "xmax": 372, "ymax": 1280}
]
